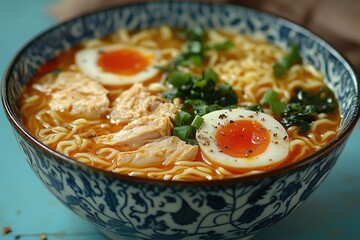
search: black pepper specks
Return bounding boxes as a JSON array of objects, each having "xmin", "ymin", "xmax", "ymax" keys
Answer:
[
  {"xmin": 197, "ymin": 134, "xmax": 210, "ymax": 146},
  {"xmin": 219, "ymin": 114, "xmax": 227, "ymax": 119}
]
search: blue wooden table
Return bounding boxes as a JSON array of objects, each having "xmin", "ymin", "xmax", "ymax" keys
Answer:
[{"xmin": 1, "ymin": 1, "xmax": 359, "ymax": 239}]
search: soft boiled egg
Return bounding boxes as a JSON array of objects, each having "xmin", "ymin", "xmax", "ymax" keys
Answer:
[
  {"xmin": 75, "ymin": 44, "xmax": 160, "ymax": 86},
  {"xmin": 196, "ymin": 108, "xmax": 290, "ymax": 171}
]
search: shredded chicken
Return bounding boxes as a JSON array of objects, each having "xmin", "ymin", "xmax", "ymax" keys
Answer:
[
  {"xmin": 154, "ymin": 101, "xmax": 181, "ymax": 117},
  {"xmin": 115, "ymin": 136, "xmax": 198, "ymax": 167},
  {"xmin": 95, "ymin": 116, "xmax": 173, "ymax": 150},
  {"xmin": 109, "ymin": 83, "xmax": 180, "ymax": 124},
  {"xmin": 90, "ymin": 83, "xmax": 194, "ymax": 166},
  {"xmin": 34, "ymin": 71, "xmax": 109, "ymax": 118}
]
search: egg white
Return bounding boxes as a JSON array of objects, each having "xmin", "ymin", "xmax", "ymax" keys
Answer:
[
  {"xmin": 196, "ymin": 109, "xmax": 290, "ymax": 170},
  {"xmin": 75, "ymin": 44, "xmax": 160, "ymax": 86}
]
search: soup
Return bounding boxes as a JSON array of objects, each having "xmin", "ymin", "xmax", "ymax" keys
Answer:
[{"xmin": 20, "ymin": 26, "xmax": 340, "ymax": 180}]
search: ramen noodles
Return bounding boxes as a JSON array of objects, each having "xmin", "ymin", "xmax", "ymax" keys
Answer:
[{"xmin": 20, "ymin": 26, "xmax": 340, "ymax": 180}]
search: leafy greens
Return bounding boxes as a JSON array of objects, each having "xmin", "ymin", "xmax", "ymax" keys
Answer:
[
  {"xmin": 259, "ymin": 88, "xmax": 338, "ymax": 134},
  {"xmin": 164, "ymin": 68, "xmax": 238, "ymax": 143}
]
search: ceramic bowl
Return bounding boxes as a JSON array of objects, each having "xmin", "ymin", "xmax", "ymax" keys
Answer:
[{"xmin": 2, "ymin": 2, "xmax": 359, "ymax": 240}]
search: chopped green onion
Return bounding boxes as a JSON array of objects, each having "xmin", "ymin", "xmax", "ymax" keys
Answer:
[
  {"xmin": 269, "ymin": 101, "xmax": 287, "ymax": 115},
  {"xmin": 203, "ymin": 68, "xmax": 220, "ymax": 82},
  {"xmin": 191, "ymin": 115, "xmax": 204, "ymax": 129},
  {"xmin": 260, "ymin": 89, "xmax": 279, "ymax": 105},
  {"xmin": 193, "ymin": 77, "xmax": 208, "ymax": 89},
  {"xmin": 178, "ymin": 26, "xmax": 205, "ymax": 42},
  {"xmin": 156, "ymin": 27, "xmax": 242, "ymax": 144},
  {"xmin": 273, "ymin": 44, "xmax": 303, "ymax": 78},
  {"xmin": 260, "ymin": 89, "xmax": 286, "ymax": 115},
  {"xmin": 172, "ymin": 55, "xmax": 204, "ymax": 67},
  {"xmin": 193, "ymin": 104, "xmax": 209, "ymax": 116},
  {"xmin": 186, "ymin": 139, "xmax": 199, "ymax": 145},
  {"xmin": 184, "ymin": 41, "xmax": 203, "ymax": 54},
  {"xmin": 167, "ymin": 71, "xmax": 192, "ymax": 88},
  {"xmin": 174, "ymin": 111, "xmax": 192, "ymax": 126},
  {"xmin": 186, "ymin": 55, "xmax": 204, "ymax": 67},
  {"xmin": 209, "ymin": 40, "xmax": 234, "ymax": 51},
  {"xmin": 172, "ymin": 126, "xmax": 194, "ymax": 141},
  {"xmin": 182, "ymin": 99, "xmax": 208, "ymax": 109},
  {"xmin": 218, "ymin": 82, "xmax": 232, "ymax": 93},
  {"xmin": 208, "ymin": 104, "xmax": 223, "ymax": 112},
  {"xmin": 162, "ymin": 89, "xmax": 178, "ymax": 99}
]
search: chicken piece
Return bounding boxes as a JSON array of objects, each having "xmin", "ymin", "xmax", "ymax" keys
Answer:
[
  {"xmin": 154, "ymin": 99, "xmax": 181, "ymax": 117},
  {"xmin": 109, "ymin": 84, "xmax": 162, "ymax": 124},
  {"xmin": 115, "ymin": 136, "xmax": 199, "ymax": 168},
  {"xmin": 35, "ymin": 71, "xmax": 109, "ymax": 118},
  {"xmin": 95, "ymin": 116, "xmax": 173, "ymax": 150},
  {"xmin": 109, "ymin": 83, "xmax": 180, "ymax": 124}
]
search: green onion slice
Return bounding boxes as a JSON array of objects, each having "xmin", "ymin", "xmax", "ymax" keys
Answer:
[
  {"xmin": 172, "ymin": 126, "xmax": 194, "ymax": 141},
  {"xmin": 174, "ymin": 111, "xmax": 192, "ymax": 126},
  {"xmin": 260, "ymin": 89, "xmax": 279, "ymax": 105},
  {"xmin": 273, "ymin": 44, "xmax": 303, "ymax": 78},
  {"xmin": 191, "ymin": 115, "xmax": 204, "ymax": 129},
  {"xmin": 209, "ymin": 40, "xmax": 234, "ymax": 51}
]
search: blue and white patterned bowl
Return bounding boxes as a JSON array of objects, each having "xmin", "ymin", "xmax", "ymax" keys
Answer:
[{"xmin": 2, "ymin": 2, "xmax": 359, "ymax": 240}]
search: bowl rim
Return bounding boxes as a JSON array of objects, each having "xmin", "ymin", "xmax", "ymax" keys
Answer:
[{"xmin": 2, "ymin": 1, "xmax": 360, "ymax": 186}]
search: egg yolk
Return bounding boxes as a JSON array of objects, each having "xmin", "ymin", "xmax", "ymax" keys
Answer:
[
  {"xmin": 97, "ymin": 48, "xmax": 151, "ymax": 75},
  {"xmin": 216, "ymin": 120, "xmax": 270, "ymax": 158}
]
